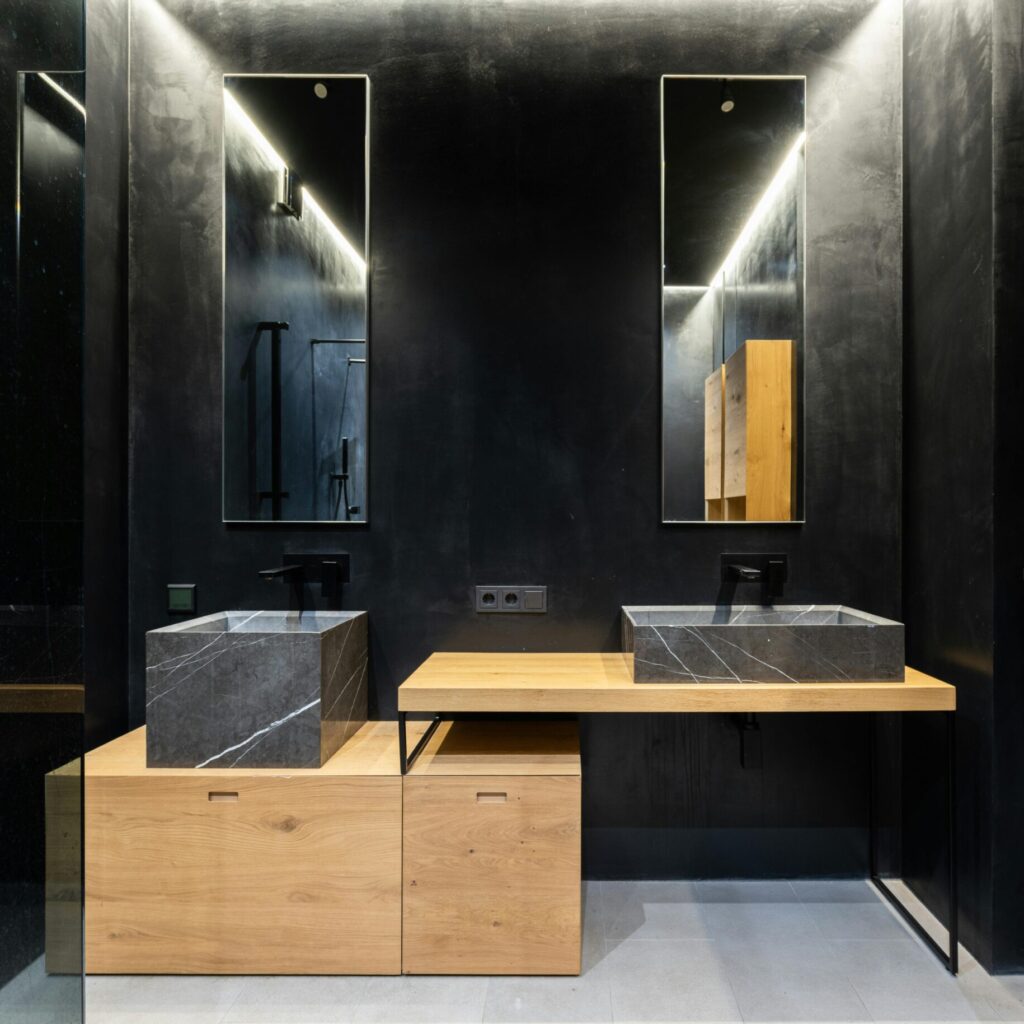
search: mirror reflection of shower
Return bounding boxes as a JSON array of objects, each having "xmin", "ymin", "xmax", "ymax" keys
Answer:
[
  {"xmin": 222, "ymin": 75, "xmax": 370, "ymax": 523},
  {"xmin": 311, "ymin": 338, "xmax": 366, "ymax": 521}
]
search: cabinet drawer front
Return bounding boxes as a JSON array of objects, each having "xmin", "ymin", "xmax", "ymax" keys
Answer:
[
  {"xmin": 403, "ymin": 775, "xmax": 581, "ymax": 975},
  {"xmin": 86, "ymin": 774, "xmax": 401, "ymax": 974}
]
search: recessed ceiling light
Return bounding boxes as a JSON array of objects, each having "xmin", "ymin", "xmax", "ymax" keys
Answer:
[
  {"xmin": 314, "ymin": 82, "xmax": 328, "ymax": 99},
  {"xmin": 720, "ymin": 80, "xmax": 735, "ymax": 113}
]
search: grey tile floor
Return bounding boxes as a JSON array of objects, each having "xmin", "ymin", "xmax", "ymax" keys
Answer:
[{"xmin": 73, "ymin": 881, "xmax": 1024, "ymax": 1023}]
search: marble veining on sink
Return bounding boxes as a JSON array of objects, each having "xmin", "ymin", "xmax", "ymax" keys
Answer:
[
  {"xmin": 145, "ymin": 609, "xmax": 367, "ymax": 769},
  {"xmin": 622, "ymin": 605, "xmax": 904, "ymax": 684}
]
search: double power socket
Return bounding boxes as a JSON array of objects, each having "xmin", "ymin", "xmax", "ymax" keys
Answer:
[{"xmin": 474, "ymin": 585, "xmax": 547, "ymax": 614}]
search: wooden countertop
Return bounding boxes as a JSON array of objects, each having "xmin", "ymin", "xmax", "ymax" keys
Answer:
[
  {"xmin": 87, "ymin": 720, "xmax": 427, "ymax": 778},
  {"xmin": 398, "ymin": 653, "xmax": 956, "ymax": 714}
]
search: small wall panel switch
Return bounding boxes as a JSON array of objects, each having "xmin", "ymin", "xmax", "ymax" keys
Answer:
[{"xmin": 167, "ymin": 584, "xmax": 196, "ymax": 615}]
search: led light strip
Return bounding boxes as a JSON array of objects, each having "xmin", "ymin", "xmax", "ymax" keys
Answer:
[
  {"xmin": 709, "ymin": 130, "xmax": 805, "ymax": 287},
  {"xmin": 39, "ymin": 72, "xmax": 86, "ymax": 119},
  {"xmin": 224, "ymin": 90, "xmax": 286, "ymax": 171},
  {"xmin": 302, "ymin": 188, "xmax": 366, "ymax": 275},
  {"xmin": 224, "ymin": 90, "xmax": 366, "ymax": 274}
]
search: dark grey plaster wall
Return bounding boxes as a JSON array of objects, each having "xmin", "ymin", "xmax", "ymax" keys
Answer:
[
  {"xmin": 662, "ymin": 287, "xmax": 715, "ymax": 522},
  {"xmin": 902, "ymin": 0, "xmax": 994, "ymax": 964},
  {"xmin": 724, "ymin": 152, "xmax": 803, "ymax": 362},
  {"xmin": 903, "ymin": 0, "xmax": 1024, "ymax": 973},
  {"xmin": 990, "ymin": 0, "xmax": 1024, "ymax": 974},
  {"xmin": 83, "ymin": 0, "xmax": 131, "ymax": 749},
  {"xmin": 127, "ymin": 0, "xmax": 902, "ymax": 878}
]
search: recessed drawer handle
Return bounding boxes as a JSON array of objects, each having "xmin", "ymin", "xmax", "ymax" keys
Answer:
[
  {"xmin": 208, "ymin": 791, "xmax": 239, "ymax": 802},
  {"xmin": 476, "ymin": 792, "xmax": 507, "ymax": 803}
]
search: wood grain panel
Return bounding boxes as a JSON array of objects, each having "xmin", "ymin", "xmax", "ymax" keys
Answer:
[
  {"xmin": 704, "ymin": 366, "xmax": 724, "ymax": 518},
  {"xmin": 744, "ymin": 340, "xmax": 795, "ymax": 521},
  {"xmin": 403, "ymin": 774, "xmax": 581, "ymax": 975},
  {"xmin": 398, "ymin": 653, "xmax": 957, "ymax": 714},
  {"xmin": 85, "ymin": 725, "xmax": 407, "ymax": 974},
  {"xmin": 723, "ymin": 342, "xmax": 748, "ymax": 509},
  {"xmin": 409, "ymin": 720, "xmax": 581, "ymax": 776}
]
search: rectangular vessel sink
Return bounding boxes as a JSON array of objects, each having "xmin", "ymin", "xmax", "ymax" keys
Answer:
[
  {"xmin": 622, "ymin": 606, "xmax": 904, "ymax": 684},
  {"xmin": 146, "ymin": 610, "xmax": 367, "ymax": 768}
]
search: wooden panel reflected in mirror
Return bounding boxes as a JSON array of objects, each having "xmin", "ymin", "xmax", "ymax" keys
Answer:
[{"xmin": 662, "ymin": 76, "xmax": 804, "ymax": 523}]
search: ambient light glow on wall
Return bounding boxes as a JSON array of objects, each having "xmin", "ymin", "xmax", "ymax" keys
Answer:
[
  {"xmin": 39, "ymin": 71, "xmax": 86, "ymax": 118},
  {"xmin": 709, "ymin": 130, "xmax": 805, "ymax": 287},
  {"xmin": 223, "ymin": 89, "xmax": 365, "ymax": 274}
]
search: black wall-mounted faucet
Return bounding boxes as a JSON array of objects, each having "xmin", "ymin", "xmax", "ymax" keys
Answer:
[
  {"xmin": 258, "ymin": 553, "xmax": 351, "ymax": 611},
  {"xmin": 258, "ymin": 563, "xmax": 306, "ymax": 610},
  {"xmin": 720, "ymin": 553, "xmax": 788, "ymax": 606}
]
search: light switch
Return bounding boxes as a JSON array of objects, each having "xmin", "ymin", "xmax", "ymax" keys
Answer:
[
  {"xmin": 523, "ymin": 588, "xmax": 547, "ymax": 612},
  {"xmin": 167, "ymin": 584, "xmax": 196, "ymax": 615}
]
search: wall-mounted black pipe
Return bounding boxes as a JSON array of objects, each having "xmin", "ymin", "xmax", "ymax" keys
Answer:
[{"xmin": 256, "ymin": 321, "xmax": 289, "ymax": 520}]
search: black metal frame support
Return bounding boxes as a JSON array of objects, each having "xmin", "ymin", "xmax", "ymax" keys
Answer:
[
  {"xmin": 869, "ymin": 709, "xmax": 958, "ymax": 974},
  {"xmin": 398, "ymin": 710, "xmax": 443, "ymax": 775}
]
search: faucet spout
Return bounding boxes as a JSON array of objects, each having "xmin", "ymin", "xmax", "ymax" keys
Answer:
[
  {"xmin": 721, "ymin": 553, "xmax": 788, "ymax": 606},
  {"xmin": 258, "ymin": 564, "xmax": 303, "ymax": 581},
  {"xmin": 258, "ymin": 564, "xmax": 306, "ymax": 612}
]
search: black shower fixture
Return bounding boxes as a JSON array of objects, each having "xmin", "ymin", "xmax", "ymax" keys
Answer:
[{"xmin": 277, "ymin": 166, "xmax": 303, "ymax": 218}]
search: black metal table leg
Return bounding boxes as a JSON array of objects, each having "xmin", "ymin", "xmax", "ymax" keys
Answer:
[
  {"xmin": 946, "ymin": 708, "xmax": 958, "ymax": 973},
  {"xmin": 398, "ymin": 710, "xmax": 443, "ymax": 775},
  {"xmin": 870, "ymin": 709, "xmax": 958, "ymax": 974}
]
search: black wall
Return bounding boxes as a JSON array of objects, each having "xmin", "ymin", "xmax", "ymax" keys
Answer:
[
  {"xmin": 903, "ymin": 0, "xmax": 1024, "ymax": 973},
  {"xmin": 83, "ymin": 0, "xmax": 130, "ymax": 750},
  {"xmin": 124, "ymin": 0, "xmax": 902, "ymax": 878},
  {"xmin": 990, "ymin": 0, "xmax": 1024, "ymax": 974},
  {"xmin": 0, "ymin": 0, "xmax": 85, "ymax": 993}
]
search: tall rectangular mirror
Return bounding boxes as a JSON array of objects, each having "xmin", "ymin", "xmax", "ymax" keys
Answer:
[
  {"xmin": 223, "ymin": 75, "xmax": 369, "ymax": 523},
  {"xmin": 661, "ymin": 75, "xmax": 805, "ymax": 523}
]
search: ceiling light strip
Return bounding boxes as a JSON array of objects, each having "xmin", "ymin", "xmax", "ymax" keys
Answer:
[
  {"xmin": 224, "ymin": 90, "xmax": 365, "ymax": 273},
  {"xmin": 709, "ymin": 130, "xmax": 805, "ymax": 287},
  {"xmin": 39, "ymin": 72, "xmax": 86, "ymax": 119}
]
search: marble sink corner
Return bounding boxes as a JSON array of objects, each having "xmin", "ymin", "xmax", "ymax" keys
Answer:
[
  {"xmin": 145, "ymin": 610, "xmax": 368, "ymax": 769},
  {"xmin": 622, "ymin": 605, "xmax": 904, "ymax": 684}
]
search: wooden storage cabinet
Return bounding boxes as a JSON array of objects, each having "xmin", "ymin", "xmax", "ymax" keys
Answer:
[
  {"xmin": 402, "ymin": 721, "xmax": 581, "ymax": 976},
  {"xmin": 723, "ymin": 338, "xmax": 795, "ymax": 521},
  {"xmin": 703, "ymin": 339, "xmax": 795, "ymax": 522},
  {"xmin": 704, "ymin": 365, "xmax": 725, "ymax": 520},
  {"xmin": 86, "ymin": 723, "xmax": 406, "ymax": 975}
]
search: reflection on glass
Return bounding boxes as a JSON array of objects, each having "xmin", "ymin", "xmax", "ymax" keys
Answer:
[
  {"xmin": 222, "ymin": 76, "xmax": 369, "ymax": 523},
  {"xmin": 1, "ymin": 69, "xmax": 85, "ymax": 1024},
  {"xmin": 661, "ymin": 76, "xmax": 804, "ymax": 523}
]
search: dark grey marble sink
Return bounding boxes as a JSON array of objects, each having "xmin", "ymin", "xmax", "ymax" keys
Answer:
[
  {"xmin": 146, "ymin": 610, "xmax": 367, "ymax": 768},
  {"xmin": 622, "ymin": 606, "xmax": 904, "ymax": 684}
]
